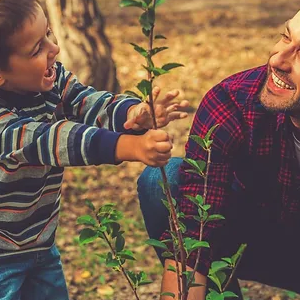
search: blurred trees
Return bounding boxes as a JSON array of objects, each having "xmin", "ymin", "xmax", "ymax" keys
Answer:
[{"xmin": 40, "ymin": 0, "xmax": 119, "ymax": 91}]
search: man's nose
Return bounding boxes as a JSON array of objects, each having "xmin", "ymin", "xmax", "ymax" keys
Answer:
[{"xmin": 272, "ymin": 46, "xmax": 294, "ymax": 73}]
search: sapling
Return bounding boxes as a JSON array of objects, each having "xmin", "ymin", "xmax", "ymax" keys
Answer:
[
  {"xmin": 77, "ymin": 0, "xmax": 247, "ymax": 299},
  {"xmin": 119, "ymin": 0, "xmax": 188, "ymax": 298},
  {"xmin": 119, "ymin": 1, "xmax": 247, "ymax": 300}
]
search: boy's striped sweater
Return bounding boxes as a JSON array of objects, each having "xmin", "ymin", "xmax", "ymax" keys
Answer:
[{"xmin": 0, "ymin": 62, "xmax": 141, "ymax": 256}]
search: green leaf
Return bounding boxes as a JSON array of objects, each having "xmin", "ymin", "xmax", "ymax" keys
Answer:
[
  {"xmin": 142, "ymin": 0, "xmax": 152, "ymax": 5},
  {"xmin": 183, "ymin": 158, "xmax": 206, "ymax": 174},
  {"xmin": 139, "ymin": 280, "xmax": 153, "ymax": 286},
  {"xmin": 137, "ymin": 79, "xmax": 152, "ymax": 97},
  {"xmin": 204, "ymin": 124, "xmax": 219, "ymax": 143},
  {"xmin": 130, "ymin": 43, "xmax": 148, "ymax": 57},
  {"xmin": 118, "ymin": 250, "xmax": 136, "ymax": 260},
  {"xmin": 162, "ymin": 63, "xmax": 184, "ymax": 71},
  {"xmin": 155, "ymin": 0, "xmax": 167, "ymax": 6},
  {"xmin": 110, "ymin": 222, "xmax": 121, "ymax": 238},
  {"xmin": 126, "ymin": 270, "xmax": 137, "ymax": 285},
  {"xmin": 190, "ymin": 282, "xmax": 205, "ymax": 288},
  {"xmin": 120, "ymin": 0, "xmax": 144, "ymax": 8},
  {"xmin": 124, "ymin": 90, "xmax": 143, "ymax": 99},
  {"xmin": 193, "ymin": 216, "xmax": 201, "ymax": 222},
  {"xmin": 145, "ymin": 238, "xmax": 168, "ymax": 249},
  {"xmin": 162, "ymin": 199, "xmax": 171, "ymax": 211},
  {"xmin": 178, "ymin": 221, "xmax": 186, "ymax": 233},
  {"xmin": 202, "ymin": 204, "xmax": 211, "ymax": 211},
  {"xmin": 77, "ymin": 215, "xmax": 96, "ymax": 227},
  {"xmin": 106, "ymin": 258, "xmax": 120, "ymax": 268},
  {"xmin": 79, "ymin": 228, "xmax": 98, "ymax": 245},
  {"xmin": 85, "ymin": 200, "xmax": 95, "ymax": 211},
  {"xmin": 162, "ymin": 251, "xmax": 174, "ymax": 258},
  {"xmin": 190, "ymin": 135, "xmax": 206, "ymax": 149},
  {"xmin": 221, "ymin": 257, "xmax": 232, "ymax": 264},
  {"xmin": 206, "ymin": 214, "xmax": 225, "ymax": 223},
  {"xmin": 115, "ymin": 234, "xmax": 125, "ymax": 252},
  {"xmin": 167, "ymin": 264, "xmax": 176, "ymax": 272},
  {"xmin": 150, "ymin": 46, "xmax": 168, "ymax": 56},
  {"xmin": 155, "ymin": 34, "xmax": 167, "ymax": 39},
  {"xmin": 191, "ymin": 241, "xmax": 210, "ymax": 251},
  {"xmin": 223, "ymin": 291, "xmax": 238, "ymax": 298},
  {"xmin": 152, "ymin": 67, "xmax": 169, "ymax": 76},
  {"xmin": 208, "ymin": 273, "xmax": 223, "ymax": 293},
  {"xmin": 210, "ymin": 261, "xmax": 229, "ymax": 273},
  {"xmin": 99, "ymin": 226, "xmax": 107, "ymax": 232},
  {"xmin": 206, "ymin": 289, "xmax": 224, "ymax": 300},
  {"xmin": 231, "ymin": 243, "xmax": 247, "ymax": 266},
  {"xmin": 142, "ymin": 28, "xmax": 151, "ymax": 37},
  {"xmin": 139, "ymin": 9, "xmax": 155, "ymax": 31},
  {"xmin": 161, "ymin": 292, "xmax": 175, "ymax": 298}
]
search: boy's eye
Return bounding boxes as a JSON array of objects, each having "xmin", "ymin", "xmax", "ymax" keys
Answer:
[
  {"xmin": 32, "ymin": 28, "xmax": 52, "ymax": 57},
  {"xmin": 33, "ymin": 45, "xmax": 43, "ymax": 57}
]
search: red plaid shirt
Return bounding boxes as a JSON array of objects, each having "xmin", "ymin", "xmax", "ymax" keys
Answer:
[{"xmin": 162, "ymin": 65, "xmax": 300, "ymax": 275}]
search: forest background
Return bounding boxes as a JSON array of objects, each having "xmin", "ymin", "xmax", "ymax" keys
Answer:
[{"xmin": 51, "ymin": 0, "xmax": 300, "ymax": 299}]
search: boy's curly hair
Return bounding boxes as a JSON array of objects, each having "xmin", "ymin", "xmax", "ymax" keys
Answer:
[{"xmin": 0, "ymin": 0, "xmax": 38, "ymax": 70}]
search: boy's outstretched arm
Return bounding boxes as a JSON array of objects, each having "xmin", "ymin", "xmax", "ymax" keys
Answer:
[
  {"xmin": 124, "ymin": 87, "xmax": 189, "ymax": 130},
  {"xmin": 115, "ymin": 129, "xmax": 172, "ymax": 167}
]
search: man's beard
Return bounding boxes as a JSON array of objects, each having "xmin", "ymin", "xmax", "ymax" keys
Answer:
[{"xmin": 259, "ymin": 76, "xmax": 300, "ymax": 113}]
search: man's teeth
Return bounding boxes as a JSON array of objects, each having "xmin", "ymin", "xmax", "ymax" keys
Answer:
[{"xmin": 272, "ymin": 72, "xmax": 294, "ymax": 90}]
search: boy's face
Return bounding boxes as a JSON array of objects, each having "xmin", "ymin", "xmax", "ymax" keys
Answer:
[{"xmin": 0, "ymin": 4, "xmax": 60, "ymax": 94}]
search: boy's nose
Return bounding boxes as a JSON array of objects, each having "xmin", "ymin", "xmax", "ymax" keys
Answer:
[{"xmin": 48, "ymin": 42, "xmax": 60, "ymax": 58}]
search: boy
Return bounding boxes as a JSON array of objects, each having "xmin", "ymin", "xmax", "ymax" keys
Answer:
[{"xmin": 0, "ymin": 1, "xmax": 189, "ymax": 299}]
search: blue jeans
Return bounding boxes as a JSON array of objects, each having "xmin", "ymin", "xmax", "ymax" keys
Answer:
[
  {"xmin": 0, "ymin": 245, "xmax": 69, "ymax": 300},
  {"xmin": 137, "ymin": 157, "xmax": 182, "ymax": 262}
]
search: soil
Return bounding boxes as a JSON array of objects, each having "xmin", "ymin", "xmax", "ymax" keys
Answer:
[{"xmin": 56, "ymin": 0, "xmax": 300, "ymax": 299}]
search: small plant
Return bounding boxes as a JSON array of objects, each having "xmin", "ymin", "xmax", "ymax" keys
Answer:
[{"xmin": 77, "ymin": 200, "xmax": 152, "ymax": 300}]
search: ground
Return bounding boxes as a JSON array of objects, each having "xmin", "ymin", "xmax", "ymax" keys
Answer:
[{"xmin": 56, "ymin": 0, "xmax": 300, "ymax": 299}]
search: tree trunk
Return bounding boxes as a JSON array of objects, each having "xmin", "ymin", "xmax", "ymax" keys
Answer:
[{"xmin": 41, "ymin": 0, "xmax": 119, "ymax": 92}]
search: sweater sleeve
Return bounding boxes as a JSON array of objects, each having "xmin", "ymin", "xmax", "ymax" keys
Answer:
[
  {"xmin": 55, "ymin": 62, "xmax": 141, "ymax": 133},
  {"xmin": 0, "ymin": 108, "xmax": 121, "ymax": 167}
]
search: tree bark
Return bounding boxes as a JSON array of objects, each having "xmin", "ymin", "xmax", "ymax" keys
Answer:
[{"xmin": 41, "ymin": 0, "xmax": 119, "ymax": 92}]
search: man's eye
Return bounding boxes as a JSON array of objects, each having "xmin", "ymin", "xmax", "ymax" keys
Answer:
[
  {"xmin": 280, "ymin": 32, "xmax": 290, "ymax": 41},
  {"xmin": 46, "ymin": 28, "xmax": 52, "ymax": 37}
]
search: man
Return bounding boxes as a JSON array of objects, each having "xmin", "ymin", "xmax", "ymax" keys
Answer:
[{"xmin": 138, "ymin": 9, "xmax": 300, "ymax": 300}]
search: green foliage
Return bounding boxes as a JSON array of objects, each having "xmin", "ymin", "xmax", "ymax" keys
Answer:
[{"xmin": 77, "ymin": 203, "xmax": 150, "ymax": 299}]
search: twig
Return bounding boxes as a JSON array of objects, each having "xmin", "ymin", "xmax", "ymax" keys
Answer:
[{"xmin": 188, "ymin": 147, "xmax": 212, "ymax": 288}]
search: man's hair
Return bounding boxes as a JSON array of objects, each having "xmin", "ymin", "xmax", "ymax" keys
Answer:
[{"xmin": 0, "ymin": 0, "xmax": 38, "ymax": 70}]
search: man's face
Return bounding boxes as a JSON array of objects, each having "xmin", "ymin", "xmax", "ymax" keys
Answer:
[
  {"xmin": 260, "ymin": 10, "xmax": 300, "ymax": 113},
  {"xmin": 0, "ymin": 4, "xmax": 60, "ymax": 94}
]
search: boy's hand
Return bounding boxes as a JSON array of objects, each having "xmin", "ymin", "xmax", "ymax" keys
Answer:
[
  {"xmin": 124, "ymin": 87, "xmax": 189, "ymax": 130},
  {"xmin": 115, "ymin": 129, "xmax": 172, "ymax": 167}
]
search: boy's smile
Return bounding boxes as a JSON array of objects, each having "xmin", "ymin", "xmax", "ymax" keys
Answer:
[{"xmin": 0, "ymin": 3, "xmax": 60, "ymax": 94}]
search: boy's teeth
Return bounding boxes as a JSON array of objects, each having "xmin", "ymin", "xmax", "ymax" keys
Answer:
[{"xmin": 271, "ymin": 72, "xmax": 294, "ymax": 90}]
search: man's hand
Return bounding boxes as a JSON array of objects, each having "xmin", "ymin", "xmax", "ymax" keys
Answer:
[
  {"xmin": 124, "ymin": 87, "xmax": 189, "ymax": 130},
  {"xmin": 115, "ymin": 129, "xmax": 172, "ymax": 167},
  {"xmin": 161, "ymin": 259, "xmax": 207, "ymax": 300}
]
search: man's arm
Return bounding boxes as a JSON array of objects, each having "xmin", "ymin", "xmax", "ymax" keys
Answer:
[{"xmin": 161, "ymin": 259, "xmax": 206, "ymax": 300}]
